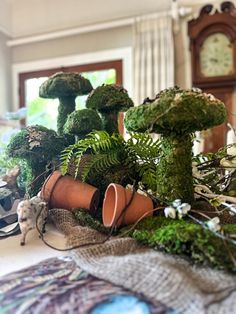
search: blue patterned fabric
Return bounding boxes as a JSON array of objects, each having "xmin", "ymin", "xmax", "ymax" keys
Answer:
[{"xmin": 0, "ymin": 256, "xmax": 176, "ymax": 314}]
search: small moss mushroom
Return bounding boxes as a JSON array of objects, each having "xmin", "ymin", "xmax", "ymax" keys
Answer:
[
  {"xmin": 39, "ymin": 72, "xmax": 93, "ymax": 135},
  {"xmin": 124, "ymin": 87, "xmax": 227, "ymax": 204},
  {"xmin": 64, "ymin": 109, "xmax": 103, "ymax": 140},
  {"xmin": 86, "ymin": 84, "xmax": 134, "ymax": 134},
  {"xmin": 7, "ymin": 125, "xmax": 65, "ymax": 196}
]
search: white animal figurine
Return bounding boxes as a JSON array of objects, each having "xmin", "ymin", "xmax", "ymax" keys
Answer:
[{"xmin": 17, "ymin": 196, "xmax": 48, "ymax": 245}]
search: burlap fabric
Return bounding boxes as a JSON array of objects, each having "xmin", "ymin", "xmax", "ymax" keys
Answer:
[{"xmin": 49, "ymin": 209, "xmax": 236, "ymax": 314}]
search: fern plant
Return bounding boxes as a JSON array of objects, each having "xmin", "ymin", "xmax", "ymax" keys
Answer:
[{"xmin": 60, "ymin": 130, "xmax": 161, "ymax": 193}]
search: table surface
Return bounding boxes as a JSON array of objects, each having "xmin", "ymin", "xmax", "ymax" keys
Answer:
[{"xmin": 0, "ymin": 223, "xmax": 66, "ymax": 276}]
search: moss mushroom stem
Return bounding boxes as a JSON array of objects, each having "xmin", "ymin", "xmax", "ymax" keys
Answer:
[
  {"xmin": 124, "ymin": 87, "xmax": 227, "ymax": 204},
  {"xmin": 157, "ymin": 133, "xmax": 194, "ymax": 204},
  {"xmin": 57, "ymin": 96, "xmax": 76, "ymax": 135}
]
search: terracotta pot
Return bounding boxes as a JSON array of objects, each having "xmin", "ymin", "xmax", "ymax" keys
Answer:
[
  {"xmin": 40, "ymin": 170, "xmax": 99, "ymax": 212},
  {"xmin": 102, "ymin": 183, "xmax": 153, "ymax": 227}
]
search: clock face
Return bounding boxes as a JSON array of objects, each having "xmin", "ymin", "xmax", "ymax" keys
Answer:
[{"xmin": 199, "ymin": 33, "xmax": 234, "ymax": 77}]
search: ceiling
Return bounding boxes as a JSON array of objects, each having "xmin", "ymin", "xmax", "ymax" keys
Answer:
[{"xmin": 1, "ymin": 0, "xmax": 224, "ymax": 38}]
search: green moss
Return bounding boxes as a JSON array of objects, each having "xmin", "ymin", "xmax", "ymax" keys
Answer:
[
  {"xmin": 124, "ymin": 87, "xmax": 227, "ymax": 136},
  {"xmin": 73, "ymin": 208, "xmax": 110, "ymax": 234},
  {"xmin": 64, "ymin": 109, "xmax": 103, "ymax": 138},
  {"xmin": 57, "ymin": 96, "xmax": 75, "ymax": 135},
  {"xmin": 39, "ymin": 72, "xmax": 93, "ymax": 136},
  {"xmin": 124, "ymin": 87, "xmax": 227, "ymax": 204},
  {"xmin": 125, "ymin": 216, "xmax": 236, "ymax": 273},
  {"xmin": 86, "ymin": 84, "xmax": 133, "ymax": 134},
  {"xmin": 156, "ymin": 134, "xmax": 194, "ymax": 203},
  {"xmin": 7, "ymin": 125, "xmax": 65, "ymax": 195}
]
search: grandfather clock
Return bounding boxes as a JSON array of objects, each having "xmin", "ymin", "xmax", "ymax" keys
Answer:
[{"xmin": 188, "ymin": 1, "xmax": 236, "ymax": 152}]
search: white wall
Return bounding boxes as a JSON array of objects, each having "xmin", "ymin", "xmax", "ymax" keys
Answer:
[
  {"xmin": 0, "ymin": 32, "xmax": 12, "ymax": 115},
  {"xmin": 0, "ymin": 0, "xmax": 11, "ymax": 35},
  {"xmin": 10, "ymin": 0, "xmax": 171, "ymax": 37}
]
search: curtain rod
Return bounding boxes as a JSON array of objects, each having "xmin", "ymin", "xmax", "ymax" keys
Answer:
[{"xmin": 7, "ymin": 6, "xmax": 192, "ymax": 47}]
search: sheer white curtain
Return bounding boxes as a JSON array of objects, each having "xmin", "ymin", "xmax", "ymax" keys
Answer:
[{"xmin": 133, "ymin": 13, "xmax": 174, "ymax": 104}]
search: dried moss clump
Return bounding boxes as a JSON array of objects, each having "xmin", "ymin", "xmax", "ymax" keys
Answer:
[
  {"xmin": 7, "ymin": 125, "xmax": 65, "ymax": 195},
  {"xmin": 86, "ymin": 84, "xmax": 134, "ymax": 134},
  {"xmin": 126, "ymin": 216, "xmax": 236, "ymax": 273},
  {"xmin": 73, "ymin": 208, "xmax": 110, "ymax": 234}
]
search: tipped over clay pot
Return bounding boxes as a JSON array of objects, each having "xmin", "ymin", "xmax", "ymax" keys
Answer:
[
  {"xmin": 40, "ymin": 170, "xmax": 99, "ymax": 212},
  {"xmin": 102, "ymin": 183, "xmax": 153, "ymax": 227}
]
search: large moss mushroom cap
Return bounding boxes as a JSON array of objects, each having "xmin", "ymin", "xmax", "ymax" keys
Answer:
[
  {"xmin": 124, "ymin": 87, "xmax": 227, "ymax": 135},
  {"xmin": 39, "ymin": 72, "xmax": 93, "ymax": 98},
  {"xmin": 86, "ymin": 84, "xmax": 134, "ymax": 113},
  {"xmin": 64, "ymin": 109, "xmax": 103, "ymax": 136}
]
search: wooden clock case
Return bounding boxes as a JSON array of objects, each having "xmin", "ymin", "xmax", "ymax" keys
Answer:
[{"xmin": 188, "ymin": 1, "xmax": 236, "ymax": 152}]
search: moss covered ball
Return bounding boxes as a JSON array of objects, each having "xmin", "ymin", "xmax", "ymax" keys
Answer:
[{"xmin": 64, "ymin": 109, "xmax": 103, "ymax": 137}]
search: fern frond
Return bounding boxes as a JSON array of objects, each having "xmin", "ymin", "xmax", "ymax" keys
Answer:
[
  {"xmin": 81, "ymin": 150, "xmax": 122, "ymax": 182},
  {"xmin": 60, "ymin": 144, "xmax": 78, "ymax": 175},
  {"xmin": 127, "ymin": 132, "xmax": 161, "ymax": 163},
  {"xmin": 138, "ymin": 162, "xmax": 157, "ymax": 191}
]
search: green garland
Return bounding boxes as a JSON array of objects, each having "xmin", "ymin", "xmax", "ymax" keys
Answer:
[{"xmin": 123, "ymin": 216, "xmax": 236, "ymax": 273}]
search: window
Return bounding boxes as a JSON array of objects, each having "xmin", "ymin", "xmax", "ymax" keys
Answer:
[{"xmin": 19, "ymin": 60, "xmax": 122, "ymax": 130}]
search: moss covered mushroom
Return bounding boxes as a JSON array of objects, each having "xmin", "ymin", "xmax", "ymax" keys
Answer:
[
  {"xmin": 39, "ymin": 72, "xmax": 93, "ymax": 135},
  {"xmin": 7, "ymin": 125, "xmax": 65, "ymax": 196},
  {"xmin": 124, "ymin": 87, "xmax": 227, "ymax": 204},
  {"xmin": 86, "ymin": 84, "xmax": 134, "ymax": 134},
  {"xmin": 64, "ymin": 109, "xmax": 103, "ymax": 141}
]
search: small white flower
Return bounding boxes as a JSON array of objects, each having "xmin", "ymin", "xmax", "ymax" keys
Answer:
[
  {"xmin": 164, "ymin": 206, "xmax": 176, "ymax": 219},
  {"xmin": 192, "ymin": 87, "xmax": 202, "ymax": 93},
  {"xmin": 136, "ymin": 189, "xmax": 147, "ymax": 196},
  {"xmin": 176, "ymin": 203, "xmax": 191, "ymax": 219},
  {"xmin": 172, "ymin": 199, "xmax": 182, "ymax": 208},
  {"xmin": 206, "ymin": 217, "xmax": 221, "ymax": 233}
]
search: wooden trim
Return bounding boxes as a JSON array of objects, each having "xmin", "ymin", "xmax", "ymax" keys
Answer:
[
  {"xmin": 19, "ymin": 59, "xmax": 123, "ymax": 109},
  {"xmin": 19, "ymin": 59, "xmax": 123, "ymax": 129}
]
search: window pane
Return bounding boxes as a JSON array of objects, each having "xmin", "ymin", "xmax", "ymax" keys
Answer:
[{"xmin": 26, "ymin": 77, "xmax": 59, "ymax": 130}]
